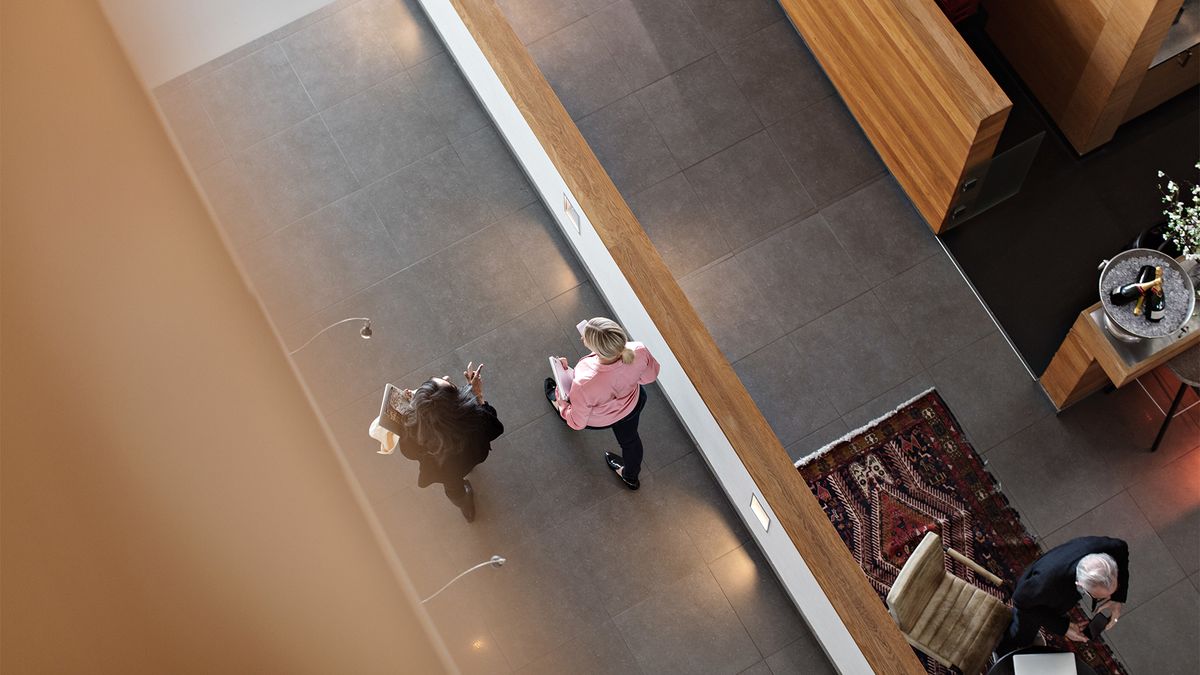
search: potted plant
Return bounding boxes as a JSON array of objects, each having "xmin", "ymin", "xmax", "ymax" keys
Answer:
[{"xmin": 1158, "ymin": 161, "xmax": 1200, "ymax": 261}]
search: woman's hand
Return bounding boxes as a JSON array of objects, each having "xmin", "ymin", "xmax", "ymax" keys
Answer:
[
  {"xmin": 558, "ymin": 357, "xmax": 569, "ymax": 369},
  {"xmin": 464, "ymin": 362, "xmax": 485, "ymax": 401}
]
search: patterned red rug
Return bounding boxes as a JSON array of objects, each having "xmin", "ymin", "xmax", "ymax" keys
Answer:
[{"xmin": 796, "ymin": 390, "xmax": 1127, "ymax": 675}]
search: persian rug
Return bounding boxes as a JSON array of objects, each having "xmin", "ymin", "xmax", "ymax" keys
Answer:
[{"xmin": 796, "ymin": 389, "xmax": 1127, "ymax": 675}]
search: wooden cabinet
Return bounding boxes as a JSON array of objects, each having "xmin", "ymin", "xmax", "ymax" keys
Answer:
[
  {"xmin": 986, "ymin": 0, "xmax": 1199, "ymax": 155},
  {"xmin": 777, "ymin": 0, "xmax": 1010, "ymax": 233}
]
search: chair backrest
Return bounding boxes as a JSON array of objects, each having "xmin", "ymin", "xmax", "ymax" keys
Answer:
[{"xmin": 886, "ymin": 532, "xmax": 947, "ymax": 631}]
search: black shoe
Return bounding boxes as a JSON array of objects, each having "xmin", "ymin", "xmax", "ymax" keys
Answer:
[
  {"xmin": 460, "ymin": 480, "xmax": 476, "ymax": 523},
  {"xmin": 544, "ymin": 377, "xmax": 558, "ymax": 409},
  {"xmin": 604, "ymin": 452, "xmax": 639, "ymax": 490}
]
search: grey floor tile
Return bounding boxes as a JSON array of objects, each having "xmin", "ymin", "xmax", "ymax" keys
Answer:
[
  {"xmin": 683, "ymin": 131, "xmax": 814, "ymax": 249},
  {"xmin": 453, "ymin": 126, "xmax": 538, "ymax": 222},
  {"xmin": 1192, "ymin": 571, "xmax": 1199, "ymax": 592},
  {"xmin": 821, "ymin": 175, "xmax": 940, "ymax": 288},
  {"xmin": 516, "ymin": 618, "xmax": 642, "ymax": 674},
  {"xmin": 656, "ymin": 452, "xmax": 750, "ymax": 563},
  {"xmin": 498, "ymin": 204, "xmax": 585, "ymax": 301},
  {"xmin": 681, "ymin": 0, "xmax": 782, "ymax": 49},
  {"xmin": 238, "ymin": 114, "xmax": 360, "ymax": 226},
  {"xmin": 463, "ymin": 411, "xmax": 625, "ymax": 546},
  {"xmin": 787, "ymin": 291, "xmax": 924, "ymax": 414},
  {"xmin": 421, "ymin": 572, "xmax": 514, "ymax": 674},
  {"xmin": 409, "ymin": 225, "xmax": 544, "ymax": 347},
  {"xmin": 614, "ymin": 567, "xmax": 762, "ymax": 675},
  {"xmin": 373, "ymin": 487, "xmax": 461, "ymax": 598},
  {"xmin": 366, "ymin": 145, "xmax": 495, "ymax": 268},
  {"xmin": 496, "ymin": 0, "xmax": 585, "ymax": 44},
  {"xmin": 547, "ymin": 283, "xmax": 613, "ymax": 357},
  {"xmin": 719, "ymin": 20, "xmax": 833, "ymax": 127},
  {"xmin": 734, "ymin": 214, "xmax": 872, "ymax": 333},
  {"xmin": 240, "ymin": 191, "xmax": 401, "ymax": 329},
  {"xmin": 457, "ymin": 305, "xmax": 578, "ymax": 431},
  {"xmin": 288, "ymin": 270, "xmax": 456, "ymax": 410},
  {"xmin": 873, "ymin": 254, "xmax": 996, "ymax": 369},
  {"xmin": 529, "ymin": 17, "xmax": 636, "ymax": 120},
  {"xmin": 984, "ymin": 411, "xmax": 1124, "ymax": 537},
  {"xmin": 322, "ymin": 71, "xmax": 447, "ymax": 184},
  {"xmin": 409, "ymin": 53, "xmax": 489, "ymax": 142},
  {"xmin": 477, "ymin": 505, "xmax": 614, "ymax": 669},
  {"xmin": 196, "ymin": 158, "xmax": 277, "ymax": 248},
  {"xmin": 280, "ymin": 0, "xmax": 406, "ymax": 110},
  {"xmin": 786, "ymin": 418, "xmax": 848, "ymax": 465},
  {"xmin": 928, "ymin": 331, "xmax": 1053, "ymax": 453},
  {"xmin": 1070, "ymin": 392, "xmax": 1200, "ymax": 494},
  {"xmin": 768, "ymin": 96, "xmax": 886, "ymax": 207},
  {"xmin": 628, "ymin": 173, "xmax": 731, "ymax": 278},
  {"xmin": 196, "ymin": 43, "xmax": 316, "ymax": 151},
  {"xmin": 1129, "ymin": 448, "xmax": 1200, "ymax": 575},
  {"xmin": 157, "ymin": 82, "xmax": 227, "ymax": 170},
  {"xmin": 732, "ymin": 337, "xmax": 840, "ymax": 447},
  {"xmin": 679, "ymin": 256, "xmax": 785, "ymax": 363},
  {"xmin": 589, "ymin": 0, "xmax": 713, "ymax": 89},
  {"xmin": 838, "ymin": 372, "xmax": 935, "ymax": 433},
  {"xmin": 1042, "ymin": 491, "xmax": 1186, "ymax": 610},
  {"xmin": 740, "ymin": 661, "xmax": 772, "ymax": 675},
  {"xmin": 764, "ymin": 632, "xmax": 836, "ymax": 675},
  {"xmin": 384, "ymin": 0, "xmax": 446, "ymax": 68},
  {"xmin": 1105, "ymin": 579, "xmax": 1200, "ymax": 675},
  {"xmin": 546, "ymin": 480, "xmax": 706, "ymax": 616},
  {"xmin": 629, "ymin": 384, "xmax": 696, "ymax": 472},
  {"xmin": 577, "ymin": 95, "xmax": 679, "ymax": 197},
  {"xmin": 637, "ymin": 54, "xmax": 762, "ymax": 168},
  {"xmin": 710, "ymin": 544, "xmax": 806, "ymax": 657}
]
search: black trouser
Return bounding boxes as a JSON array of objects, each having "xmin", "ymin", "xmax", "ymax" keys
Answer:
[
  {"xmin": 997, "ymin": 608, "xmax": 1049, "ymax": 657},
  {"xmin": 442, "ymin": 477, "xmax": 468, "ymax": 507},
  {"xmin": 588, "ymin": 386, "xmax": 648, "ymax": 481}
]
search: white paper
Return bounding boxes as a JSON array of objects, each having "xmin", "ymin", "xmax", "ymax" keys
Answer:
[
  {"xmin": 1012, "ymin": 652, "xmax": 1075, "ymax": 675},
  {"xmin": 549, "ymin": 356, "xmax": 572, "ymax": 399},
  {"xmin": 576, "ymin": 319, "xmax": 588, "ymax": 335}
]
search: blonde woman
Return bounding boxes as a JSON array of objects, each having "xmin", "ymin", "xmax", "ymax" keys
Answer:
[{"xmin": 546, "ymin": 318, "xmax": 660, "ymax": 490}]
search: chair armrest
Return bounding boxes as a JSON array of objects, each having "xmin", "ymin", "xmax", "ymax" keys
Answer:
[{"xmin": 946, "ymin": 546, "xmax": 1004, "ymax": 587}]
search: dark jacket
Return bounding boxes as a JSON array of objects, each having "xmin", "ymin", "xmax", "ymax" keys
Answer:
[
  {"xmin": 398, "ymin": 402, "xmax": 503, "ymax": 488},
  {"xmin": 1011, "ymin": 536, "xmax": 1130, "ymax": 635}
]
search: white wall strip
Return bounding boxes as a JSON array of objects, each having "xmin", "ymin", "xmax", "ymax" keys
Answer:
[{"xmin": 416, "ymin": 2, "xmax": 872, "ymax": 672}]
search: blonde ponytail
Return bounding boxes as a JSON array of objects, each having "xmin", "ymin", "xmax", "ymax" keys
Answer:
[{"xmin": 582, "ymin": 317, "xmax": 633, "ymax": 363}]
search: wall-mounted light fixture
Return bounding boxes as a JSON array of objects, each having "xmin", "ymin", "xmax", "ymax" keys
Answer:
[
  {"xmin": 749, "ymin": 493, "xmax": 771, "ymax": 532},
  {"xmin": 422, "ymin": 555, "xmax": 506, "ymax": 604},
  {"xmin": 289, "ymin": 317, "xmax": 372, "ymax": 355}
]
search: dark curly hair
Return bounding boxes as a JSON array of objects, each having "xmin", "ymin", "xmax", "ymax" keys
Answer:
[{"xmin": 402, "ymin": 378, "xmax": 478, "ymax": 463}]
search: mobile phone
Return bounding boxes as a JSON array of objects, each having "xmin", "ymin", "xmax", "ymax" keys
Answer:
[{"xmin": 1084, "ymin": 611, "xmax": 1111, "ymax": 640}]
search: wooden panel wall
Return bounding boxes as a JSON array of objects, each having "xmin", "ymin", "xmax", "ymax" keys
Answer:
[
  {"xmin": 444, "ymin": 0, "xmax": 925, "ymax": 672},
  {"xmin": 776, "ymin": 0, "xmax": 1011, "ymax": 232},
  {"xmin": 986, "ymin": 0, "xmax": 1186, "ymax": 154}
]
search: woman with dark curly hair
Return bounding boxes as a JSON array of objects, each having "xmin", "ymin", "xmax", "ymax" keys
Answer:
[{"xmin": 397, "ymin": 363, "xmax": 502, "ymax": 522}]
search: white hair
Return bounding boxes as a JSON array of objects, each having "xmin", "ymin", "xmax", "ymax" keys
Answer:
[{"xmin": 1076, "ymin": 553, "xmax": 1118, "ymax": 594}]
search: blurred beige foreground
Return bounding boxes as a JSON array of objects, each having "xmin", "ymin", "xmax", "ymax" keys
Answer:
[{"xmin": 0, "ymin": 1, "xmax": 449, "ymax": 672}]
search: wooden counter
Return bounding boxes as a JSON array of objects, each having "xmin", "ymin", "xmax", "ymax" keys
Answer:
[
  {"xmin": 1042, "ymin": 302, "xmax": 1200, "ymax": 409},
  {"xmin": 777, "ymin": 0, "xmax": 1011, "ymax": 232}
]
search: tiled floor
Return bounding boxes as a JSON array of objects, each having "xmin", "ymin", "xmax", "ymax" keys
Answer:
[
  {"xmin": 504, "ymin": 2, "xmax": 1200, "ymax": 673},
  {"xmin": 155, "ymin": 0, "xmax": 827, "ymax": 673},
  {"xmin": 157, "ymin": 0, "xmax": 1199, "ymax": 672}
]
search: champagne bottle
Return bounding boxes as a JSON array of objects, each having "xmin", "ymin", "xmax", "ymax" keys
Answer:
[
  {"xmin": 1110, "ymin": 270, "xmax": 1160, "ymax": 306},
  {"xmin": 1146, "ymin": 266, "xmax": 1166, "ymax": 322}
]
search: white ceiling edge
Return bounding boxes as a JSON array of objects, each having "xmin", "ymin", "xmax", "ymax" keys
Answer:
[{"xmin": 97, "ymin": 0, "xmax": 336, "ymax": 88}]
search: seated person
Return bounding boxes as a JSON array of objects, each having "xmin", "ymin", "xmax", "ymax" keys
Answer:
[{"xmin": 997, "ymin": 536, "xmax": 1128, "ymax": 656}]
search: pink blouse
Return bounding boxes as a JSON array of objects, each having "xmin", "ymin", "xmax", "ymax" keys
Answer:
[{"xmin": 559, "ymin": 341, "xmax": 660, "ymax": 430}]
